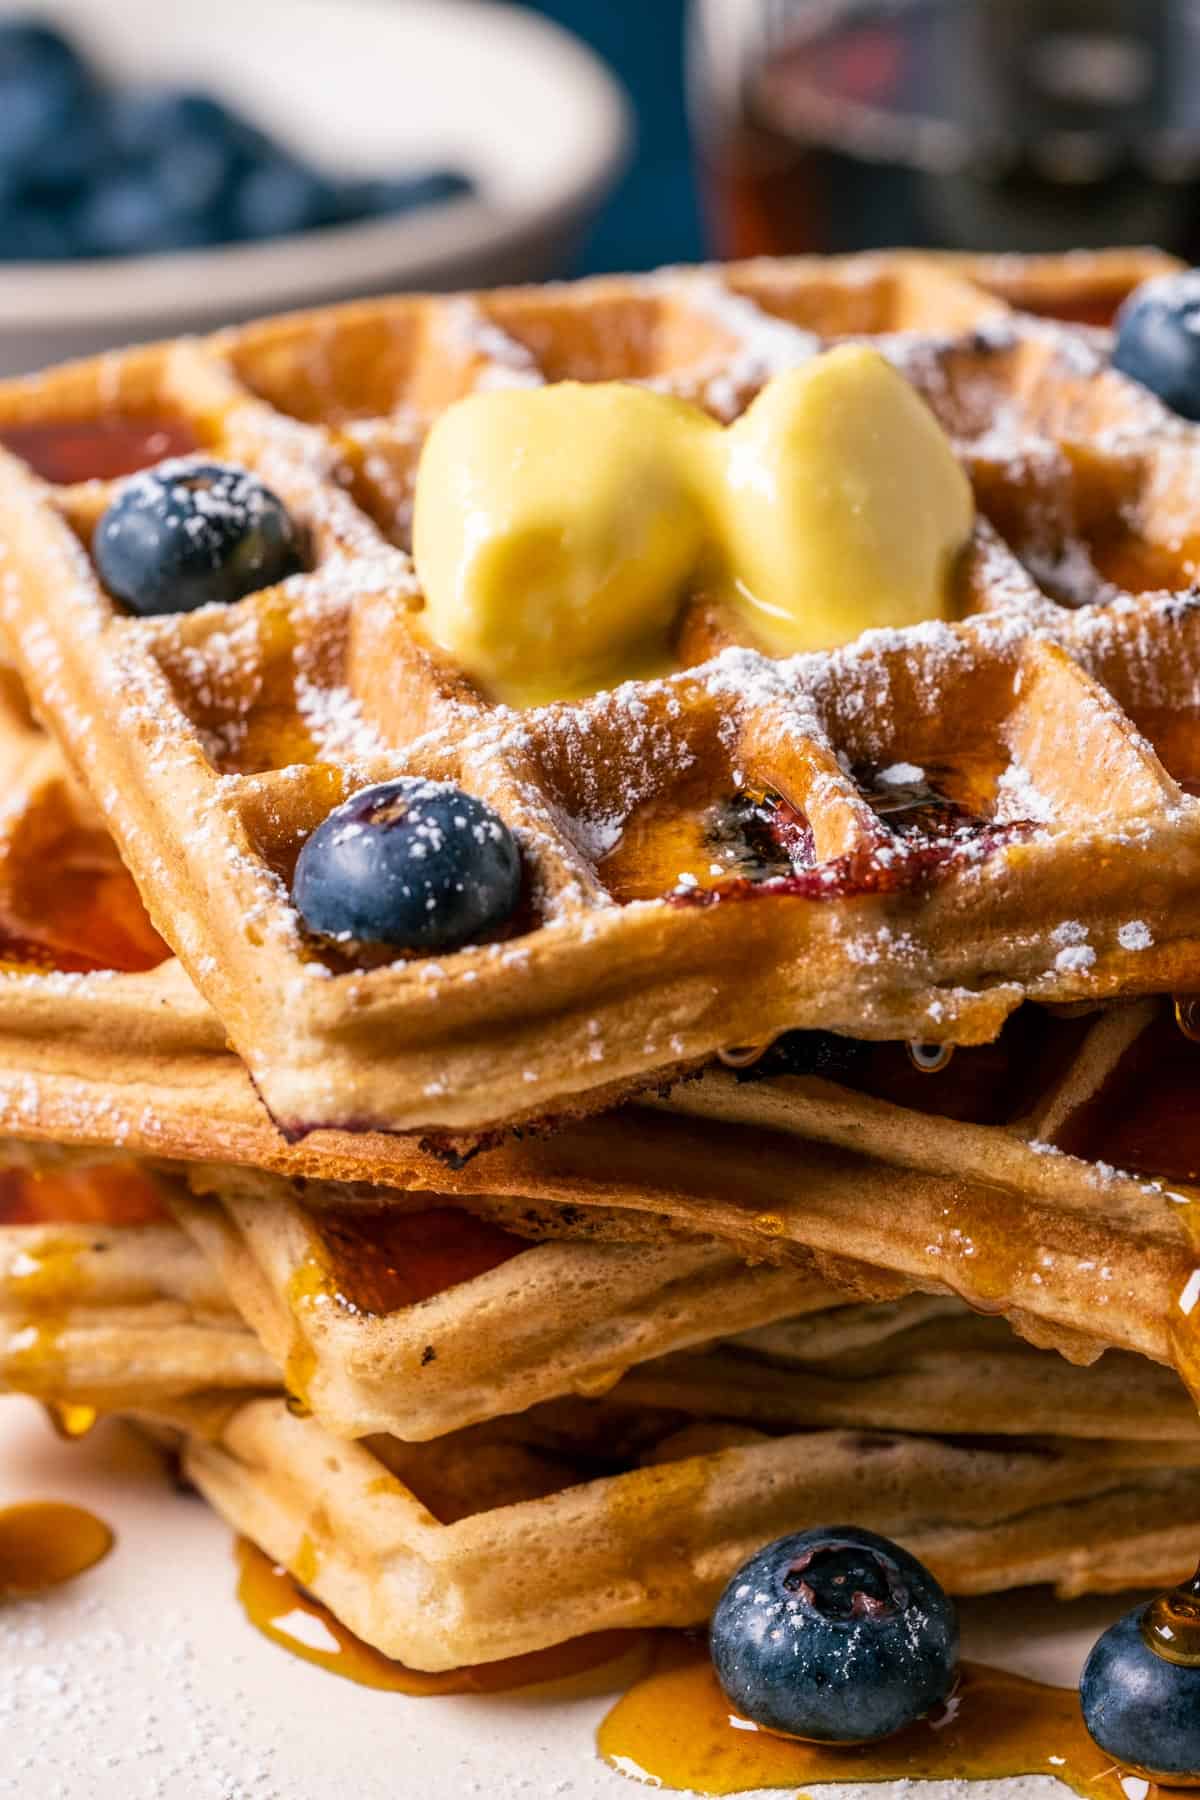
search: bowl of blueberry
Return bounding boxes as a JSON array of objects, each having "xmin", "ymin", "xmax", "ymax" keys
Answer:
[{"xmin": 0, "ymin": 0, "xmax": 629, "ymax": 371}]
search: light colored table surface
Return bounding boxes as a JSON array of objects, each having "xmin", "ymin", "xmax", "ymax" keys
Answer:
[{"xmin": 0, "ymin": 1395, "xmax": 1137, "ymax": 1800}]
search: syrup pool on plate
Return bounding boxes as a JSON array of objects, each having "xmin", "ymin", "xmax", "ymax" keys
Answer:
[
  {"xmin": 0, "ymin": 1500, "xmax": 113, "ymax": 1598},
  {"xmin": 598, "ymin": 1637, "xmax": 1192, "ymax": 1800},
  {"xmin": 235, "ymin": 1538, "xmax": 647, "ymax": 1697}
]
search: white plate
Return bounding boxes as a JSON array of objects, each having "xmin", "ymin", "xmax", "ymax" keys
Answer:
[
  {"xmin": 0, "ymin": 1394, "xmax": 1135, "ymax": 1800},
  {"xmin": 0, "ymin": 0, "xmax": 631, "ymax": 372}
]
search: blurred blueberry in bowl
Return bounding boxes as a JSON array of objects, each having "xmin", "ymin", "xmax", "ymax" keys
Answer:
[
  {"xmin": 108, "ymin": 89, "xmax": 254, "ymax": 219},
  {"xmin": 228, "ymin": 153, "xmax": 342, "ymax": 242},
  {"xmin": 0, "ymin": 196, "xmax": 72, "ymax": 261},
  {"xmin": 74, "ymin": 170, "xmax": 226, "ymax": 259},
  {"xmin": 0, "ymin": 19, "xmax": 474, "ymax": 263},
  {"xmin": 0, "ymin": 20, "xmax": 93, "ymax": 174},
  {"xmin": 340, "ymin": 170, "xmax": 474, "ymax": 222}
]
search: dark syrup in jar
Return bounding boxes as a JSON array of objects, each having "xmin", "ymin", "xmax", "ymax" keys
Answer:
[{"xmin": 698, "ymin": 0, "xmax": 1200, "ymax": 270}]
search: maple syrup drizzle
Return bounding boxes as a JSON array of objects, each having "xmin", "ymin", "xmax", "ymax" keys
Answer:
[
  {"xmin": 282, "ymin": 1205, "xmax": 528, "ymax": 1410},
  {"xmin": 0, "ymin": 416, "xmax": 198, "ymax": 485},
  {"xmin": 603, "ymin": 753, "xmax": 1037, "ymax": 911},
  {"xmin": 600, "ymin": 785, "xmax": 813, "ymax": 905},
  {"xmin": 0, "ymin": 1501, "xmax": 113, "ymax": 1598},
  {"xmin": 43, "ymin": 1401, "xmax": 98, "ymax": 1441},
  {"xmin": 858, "ymin": 757, "xmax": 1006, "ymax": 839},
  {"xmin": 0, "ymin": 852, "xmax": 169, "ymax": 976},
  {"xmin": 668, "ymin": 780, "xmax": 1035, "ymax": 912},
  {"xmin": 1142, "ymin": 1567, "xmax": 1200, "ymax": 1669},
  {"xmin": 1176, "ymin": 998, "xmax": 1200, "ymax": 1046},
  {"xmin": 234, "ymin": 1538, "xmax": 646, "ymax": 1695},
  {"xmin": 737, "ymin": 1005, "xmax": 1090, "ymax": 1128},
  {"xmin": 597, "ymin": 1641, "xmax": 1192, "ymax": 1799},
  {"xmin": 0, "ymin": 1163, "xmax": 166, "ymax": 1228},
  {"xmin": 0, "ymin": 1163, "xmax": 165, "ymax": 1414},
  {"xmin": 717, "ymin": 1042, "xmax": 773, "ymax": 1070},
  {"xmin": 299, "ymin": 1206, "xmax": 528, "ymax": 1318}
]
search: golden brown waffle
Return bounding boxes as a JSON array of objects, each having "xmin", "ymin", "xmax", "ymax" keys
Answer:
[
  {"xmin": 3, "ymin": 249, "xmax": 1200, "ymax": 1140},
  {"xmin": 169, "ymin": 1167, "xmax": 880, "ymax": 1441},
  {"xmin": 0, "ymin": 997, "xmax": 1191, "ymax": 1399},
  {"xmin": 0, "ymin": 1160, "xmax": 273, "ymax": 1411},
  {"xmin": 651, "ymin": 996, "xmax": 1200, "ymax": 1384},
  {"xmin": 619, "ymin": 1295, "xmax": 1198, "ymax": 1442},
  {"xmin": 0, "ymin": 968, "xmax": 1193, "ymax": 1402},
  {"xmin": 183, "ymin": 1392, "xmax": 1200, "ymax": 1670},
  {"xmin": 0, "ymin": 524, "xmax": 1197, "ymax": 1408}
]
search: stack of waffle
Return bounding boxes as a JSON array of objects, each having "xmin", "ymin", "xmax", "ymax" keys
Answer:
[{"xmin": 2, "ymin": 245, "xmax": 1200, "ymax": 1674}]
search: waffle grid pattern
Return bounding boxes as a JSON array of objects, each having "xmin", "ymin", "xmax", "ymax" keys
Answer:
[{"xmin": 3, "ymin": 251, "xmax": 1200, "ymax": 1139}]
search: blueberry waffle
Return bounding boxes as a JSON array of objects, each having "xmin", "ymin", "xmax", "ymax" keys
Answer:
[{"xmin": 3, "ymin": 248, "xmax": 1200, "ymax": 1141}]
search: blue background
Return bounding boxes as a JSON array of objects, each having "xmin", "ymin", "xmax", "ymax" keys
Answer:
[{"xmin": 522, "ymin": 0, "xmax": 705, "ymax": 273}]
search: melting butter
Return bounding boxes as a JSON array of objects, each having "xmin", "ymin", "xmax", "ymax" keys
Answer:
[
  {"xmin": 412, "ymin": 348, "xmax": 973, "ymax": 704},
  {"xmin": 414, "ymin": 383, "xmax": 710, "ymax": 707},
  {"xmin": 722, "ymin": 346, "xmax": 974, "ymax": 654}
]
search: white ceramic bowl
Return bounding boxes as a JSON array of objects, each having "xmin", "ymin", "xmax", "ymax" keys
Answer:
[{"xmin": 0, "ymin": 0, "xmax": 631, "ymax": 372}]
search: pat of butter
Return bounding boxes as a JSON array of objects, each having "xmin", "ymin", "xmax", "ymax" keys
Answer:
[
  {"xmin": 413, "ymin": 382, "xmax": 712, "ymax": 707},
  {"xmin": 412, "ymin": 347, "xmax": 973, "ymax": 704},
  {"xmin": 721, "ymin": 346, "xmax": 975, "ymax": 655}
]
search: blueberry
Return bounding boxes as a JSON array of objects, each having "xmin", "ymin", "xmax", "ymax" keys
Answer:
[
  {"xmin": 20, "ymin": 92, "xmax": 111, "ymax": 198},
  {"xmin": 0, "ymin": 21, "xmax": 94, "ymax": 176},
  {"xmin": 74, "ymin": 172, "xmax": 223, "ymax": 259},
  {"xmin": 0, "ymin": 197, "xmax": 72, "ymax": 261},
  {"xmin": 338, "ymin": 169, "xmax": 474, "ymax": 223},
  {"xmin": 93, "ymin": 460, "xmax": 303, "ymax": 616},
  {"xmin": 108, "ymin": 88, "xmax": 268, "ymax": 230},
  {"xmin": 292, "ymin": 778, "xmax": 522, "ymax": 952},
  {"xmin": 710, "ymin": 1526, "xmax": 959, "ymax": 1744},
  {"xmin": 107, "ymin": 89, "xmax": 265, "ymax": 164},
  {"xmin": 1081, "ymin": 1570, "xmax": 1200, "ymax": 1781},
  {"xmin": 1113, "ymin": 271, "xmax": 1200, "ymax": 421},
  {"xmin": 227, "ymin": 153, "xmax": 341, "ymax": 241}
]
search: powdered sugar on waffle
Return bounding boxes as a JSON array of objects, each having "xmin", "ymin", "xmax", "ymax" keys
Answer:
[
  {"xmin": 682, "ymin": 278, "xmax": 821, "ymax": 419},
  {"xmin": 293, "ymin": 676, "xmax": 388, "ymax": 762},
  {"xmin": 995, "ymin": 759, "xmax": 1054, "ymax": 826},
  {"xmin": 445, "ymin": 300, "xmax": 546, "ymax": 392},
  {"xmin": 1051, "ymin": 922, "xmax": 1096, "ymax": 974}
]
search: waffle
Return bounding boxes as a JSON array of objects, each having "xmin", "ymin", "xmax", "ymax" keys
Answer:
[
  {"xmin": 0, "ymin": 1160, "xmax": 273, "ymax": 1412},
  {"xmin": 5, "ymin": 248, "xmax": 1200, "ymax": 1141},
  {"xmin": 169, "ymin": 1167, "xmax": 889, "ymax": 1441},
  {"xmin": 618, "ymin": 1294, "xmax": 1199, "ymax": 1442},
  {"xmin": 650, "ymin": 995, "xmax": 1200, "ymax": 1381},
  {"xmin": 182, "ymin": 1391, "xmax": 1200, "ymax": 1670},
  {"xmin": 0, "ymin": 955, "xmax": 1191, "ymax": 1395}
]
